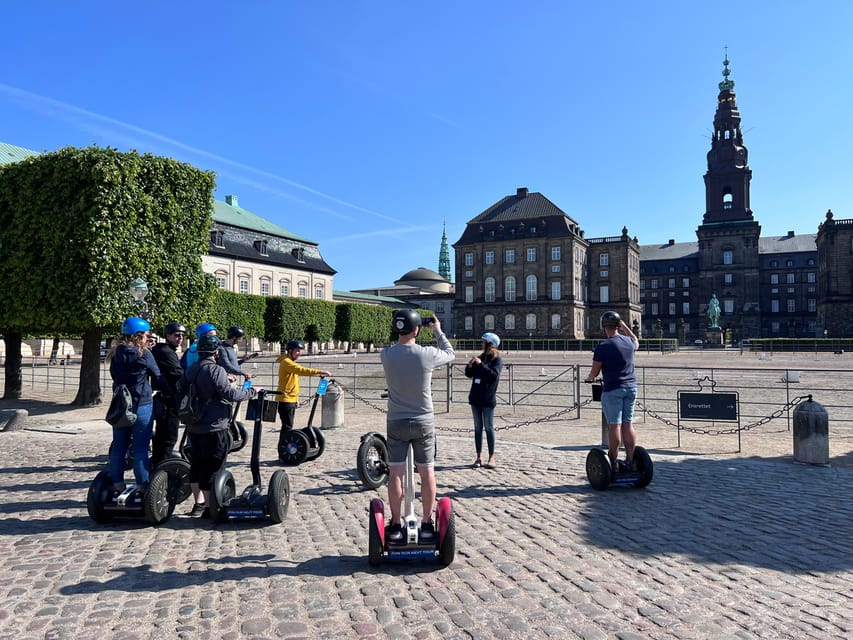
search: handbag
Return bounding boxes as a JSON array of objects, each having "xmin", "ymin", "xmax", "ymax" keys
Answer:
[{"xmin": 106, "ymin": 384, "xmax": 137, "ymax": 427}]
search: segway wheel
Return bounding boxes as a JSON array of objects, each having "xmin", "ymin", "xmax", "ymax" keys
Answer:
[
  {"xmin": 143, "ymin": 468, "xmax": 177, "ymax": 525},
  {"xmin": 278, "ymin": 430, "xmax": 310, "ymax": 466},
  {"xmin": 155, "ymin": 457, "xmax": 192, "ymax": 504},
  {"xmin": 586, "ymin": 448, "xmax": 612, "ymax": 491},
  {"xmin": 87, "ymin": 470, "xmax": 114, "ymax": 524},
  {"xmin": 229, "ymin": 421, "xmax": 249, "ymax": 453},
  {"xmin": 633, "ymin": 446, "xmax": 654, "ymax": 488},
  {"xmin": 436, "ymin": 497, "xmax": 455, "ymax": 567},
  {"xmin": 368, "ymin": 498, "xmax": 385, "ymax": 567},
  {"xmin": 357, "ymin": 433, "xmax": 389, "ymax": 490},
  {"xmin": 209, "ymin": 470, "xmax": 236, "ymax": 523},
  {"xmin": 267, "ymin": 470, "xmax": 291, "ymax": 524}
]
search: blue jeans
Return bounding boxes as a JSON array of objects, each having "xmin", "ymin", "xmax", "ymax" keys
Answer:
[
  {"xmin": 471, "ymin": 405, "xmax": 495, "ymax": 457},
  {"xmin": 109, "ymin": 402, "xmax": 154, "ymax": 486}
]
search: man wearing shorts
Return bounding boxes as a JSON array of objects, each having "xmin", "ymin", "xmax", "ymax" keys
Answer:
[
  {"xmin": 381, "ymin": 310, "xmax": 454, "ymax": 542},
  {"xmin": 585, "ymin": 311, "xmax": 639, "ymax": 472}
]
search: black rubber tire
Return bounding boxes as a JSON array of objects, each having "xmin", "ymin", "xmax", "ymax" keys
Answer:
[
  {"xmin": 209, "ymin": 470, "xmax": 235, "ymax": 523},
  {"xmin": 368, "ymin": 500, "xmax": 384, "ymax": 567},
  {"xmin": 357, "ymin": 433, "xmax": 389, "ymax": 490},
  {"xmin": 143, "ymin": 468, "xmax": 176, "ymax": 525},
  {"xmin": 87, "ymin": 470, "xmax": 113, "ymax": 524},
  {"xmin": 438, "ymin": 500, "xmax": 456, "ymax": 567},
  {"xmin": 586, "ymin": 448, "xmax": 612, "ymax": 491},
  {"xmin": 267, "ymin": 470, "xmax": 291, "ymax": 524},
  {"xmin": 278, "ymin": 430, "xmax": 310, "ymax": 466},
  {"xmin": 155, "ymin": 458, "xmax": 192, "ymax": 504},
  {"xmin": 229, "ymin": 421, "xmax": 248, "ymax": 453},
  {"xmin": 633, "ymin": 446, "xmax": 654, "ymax": 488}
]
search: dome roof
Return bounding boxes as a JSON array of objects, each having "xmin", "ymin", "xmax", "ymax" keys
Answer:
[{"xmin": 394, "ymin": 267, "xmax": 451, "ymax": 293}]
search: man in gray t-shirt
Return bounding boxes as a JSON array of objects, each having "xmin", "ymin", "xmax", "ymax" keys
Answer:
[{"xmin": 380, "ymin": 310, "xmax": 454, "ymax": 543}]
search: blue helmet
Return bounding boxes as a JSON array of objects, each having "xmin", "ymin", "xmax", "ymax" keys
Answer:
[
  {"xmin": 122, "ymin": 317, "xmax": 150, "ymax": 335},
  {"xmin": 195, "ymin": 322, "xmax": 217, "ymax": 338},
  {"xmin": 481, "ymin": 332, "xmax": 500, "ymax": 347}
]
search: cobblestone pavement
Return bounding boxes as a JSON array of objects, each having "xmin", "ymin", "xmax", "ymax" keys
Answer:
[{"xmin": 0, "ymin": 385, "xmax": 851, "ymax": 640}]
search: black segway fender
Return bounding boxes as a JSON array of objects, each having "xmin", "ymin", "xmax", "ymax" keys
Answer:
[
  {"xmin": 586, "ymin": 448, "xmax": 612, "ymax": 491},
  {"xmin": 87, "ymin": 470, "xmax": 114, "ymax": 524},
  {"xmin": 229, "ymin": 421, "xmax": 249, "ymax": 453},
  {"xmin": 357, "ymin": 432, "xmax": 390, "ymax": 490},
  {"xmin": 308, "ymin": 427, "xmax": 325, "ymax": 461},
  {"xmin": 210, "ymin": 469, "xmax": 236, "ymax": 523},
  {"xmin": 633, "ymin": 446, "xmax": 654, "ymax": 488}
]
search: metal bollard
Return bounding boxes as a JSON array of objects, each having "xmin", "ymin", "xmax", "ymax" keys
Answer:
[
  {"xmin": 792, "ymin": 396, "xmax": 829, "ymax": 465},
  {"xmin": 321, "ymin": 380, "xmax": 345, "ymax": 430}
]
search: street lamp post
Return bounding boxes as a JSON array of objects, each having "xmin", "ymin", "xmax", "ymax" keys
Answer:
[{"xmin": 128, "ymin": 277, "xmax": 152, "ymax": 321}]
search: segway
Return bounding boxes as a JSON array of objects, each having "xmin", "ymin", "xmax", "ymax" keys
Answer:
[
  {"xmin": 86, "ymin": 463, "xmax": 181, "ymax": 525},
  {"xmin": 278, "ymin": 377, "xmax": 329, "ymax": 466},
  {"xmin": 367, "ymin": 444, "xmax": 455, "ymax": 567},
  {"xmin": 357, "ymin": 431, "xmax": 390, "ymax": 489},
  {"xmin": 208, "ymin": 388, "xmax": 291, "ymax": 524}
]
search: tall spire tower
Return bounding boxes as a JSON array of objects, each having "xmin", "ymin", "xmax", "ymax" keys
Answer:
[
  {"xmin": 697, "ymin": 52, "xmax": 762, "ymax": 339},
  {"xmin": 438, "ymin": 221, "xmax": 452, "ymax": 281}
]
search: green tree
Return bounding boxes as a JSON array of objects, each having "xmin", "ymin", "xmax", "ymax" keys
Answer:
[{"xmin": 0, "ymin": 146, "xmax": 216, "ymax": 404}]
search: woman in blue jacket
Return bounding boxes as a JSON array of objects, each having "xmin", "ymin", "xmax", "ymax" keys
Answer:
[
  {"xmin": 107, "ymin": 317, "xmax": 172, "ymax": 491},
  {"xmin": 464, "ymin": 332, "xmax": 503, "ymax": 469}
]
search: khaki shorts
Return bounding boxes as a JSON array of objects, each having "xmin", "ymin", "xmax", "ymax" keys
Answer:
[{"xmin": 387, "ymin": 417, "xmax": 435, "ymax": 467}]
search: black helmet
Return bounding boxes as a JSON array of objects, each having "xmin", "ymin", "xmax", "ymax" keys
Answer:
[
  {"xmin": 227, "ymin": 326, "xmax": 245, "ymax": 339},
  {"xmin": 164, "ymin": 322, "xmax": 187, "ymax": 335},
  {"xmin": 286, "ymin": 339, "xmax": 305, "ymax": 351},
  {"xmin": 600, "ymin": 311, "xmax": 622, "ymax": 329},
  {"xmin": 392, "ymin": 309, "xmax": 422, "ymax": 334},
  {"xmin": 196, "ymin": 334, "xmax": 221, "ymax": 354}
]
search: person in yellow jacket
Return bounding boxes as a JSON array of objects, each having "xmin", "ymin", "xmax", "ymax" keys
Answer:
[{"xmin": 275, "ymin": 340, "xmax": 331, "ymax": 450}]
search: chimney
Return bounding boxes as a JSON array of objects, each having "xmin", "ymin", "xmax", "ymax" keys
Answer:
[
  {"xmin": 516, "ymin": 187, "xmax": 528, "ymax": 198},
  {"xmin": 787, "ymin": 230, "xmax": 795, "ymax": 238},
  {"xmin": 225, "ymin": 195, "xmax": 238, "ymax": 208},
  {"xmin": 668, "ymin": 239, "xmax": 675, "ymax": 246}
]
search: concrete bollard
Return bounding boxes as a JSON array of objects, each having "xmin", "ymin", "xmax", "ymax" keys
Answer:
[
  {"xmin": 792, "ymin": 397, "xmax": 829, "ymax": 465},
  {"xmin": 321, "ymin": 380, "xmax": 344, "ymax": 430},
  {"xmin": 1, "ymin": 409, "xmax": 28, "ymax": 432}
]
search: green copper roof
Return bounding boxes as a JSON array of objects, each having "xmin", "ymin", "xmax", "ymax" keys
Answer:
[
  {"xmin": 213, "ymin": 196, "xmax": 313, "ymax": 244},
  {"xmin": 0, "ymin": 141, "xmax": 40, "ymax": 166}
]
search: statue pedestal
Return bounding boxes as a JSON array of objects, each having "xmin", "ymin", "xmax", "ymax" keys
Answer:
[{"xmin": 705, "ymin": 328, "xmax": 724, "ymax": 348}]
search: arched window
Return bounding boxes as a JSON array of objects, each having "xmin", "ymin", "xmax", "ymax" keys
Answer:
[
  {"xmin": 526, "ymin": 275, "xmax": 537, "ymax": 301},
  {"xmin": 504, "ymin": 276, "xmax": 516, "ymax": 302},
  {"xmin": 484, "ymin": 314, "xmax": 495, "ymax": 330},
  {"xmin": 504, "ymin": 314, "xmax": 515, "ymax": 330},
  {"xmin": 551, "ymin": 314, "xmax": 561, "ymax": 330},
  {"xmin": 525, "ymin": 313, "xmax": 536, "ymax": 330}
]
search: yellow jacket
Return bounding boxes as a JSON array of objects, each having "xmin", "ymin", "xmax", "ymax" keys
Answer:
[{"xmin": 275, "ymin": 355, "xmax": 324, "ymax": 403}]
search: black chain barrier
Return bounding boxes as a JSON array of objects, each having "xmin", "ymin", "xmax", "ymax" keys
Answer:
[
  {"xmin": 636, "ymin": 394, "xmax": 813, "ymax": 435},
  {"xmin": 337, "ymin": 381, "xmax": 595, "ymax": 434}
]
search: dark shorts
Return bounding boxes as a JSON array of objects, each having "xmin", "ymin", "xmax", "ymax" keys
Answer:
[
  {"xmin": 188, "ymin": 430, "xmax": 229, "ymax": 490},
  {"xmin": 386, "ymin": 418, "xmax": 435, "ymax": 467}
]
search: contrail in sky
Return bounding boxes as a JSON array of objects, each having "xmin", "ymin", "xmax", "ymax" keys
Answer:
[{"xmin": 0, "ymin": 82, "xmax": 407, "ymax": 225}]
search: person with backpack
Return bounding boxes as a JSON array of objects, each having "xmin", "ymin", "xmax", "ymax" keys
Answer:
[
  {"xmin": 219, "ymin": 326, "xmax": 252, "ymax": 381},
  {"xmin": 106, "ymin": 317, "xmax": 173, "ymax": 493},
  {"xmin": 180, "ymin": 333, "xmax": 257, "ymax": 517}
]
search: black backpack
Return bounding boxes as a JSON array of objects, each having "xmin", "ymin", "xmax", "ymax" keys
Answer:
[{"xmin": 176, "ymin": 363, "xmax": 210, "ymax": 424}]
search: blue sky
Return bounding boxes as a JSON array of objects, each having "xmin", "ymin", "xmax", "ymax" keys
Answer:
[{"xmin": 3, "ymin": 2, "xmax": 853, "ymax": 291}]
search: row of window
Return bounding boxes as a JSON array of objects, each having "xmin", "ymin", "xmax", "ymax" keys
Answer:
[
  {"xmin": 643, "ymin": 298, "xmax": 817, "ymax": 316},
  {"xmin": 211, "ymin": 231, "xmax": 307, "ymax": 263},
  {"xmin": 214, "ymin": 273, "xmax": 325, "ymax": 299},
  {"xmin": 463, "ymin": 313, "xmax": 564, "ymax": 332},
  {"xmin": 464, "ymin": 276, "xmax": 570, "ymax": 303},
  {"xmin": 464, "ymin": 247, "xmax": 609, "ymax": 267},
  {"xmin": 640, "ymin": 272, "xmax": 816, "ymax": 290}
]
